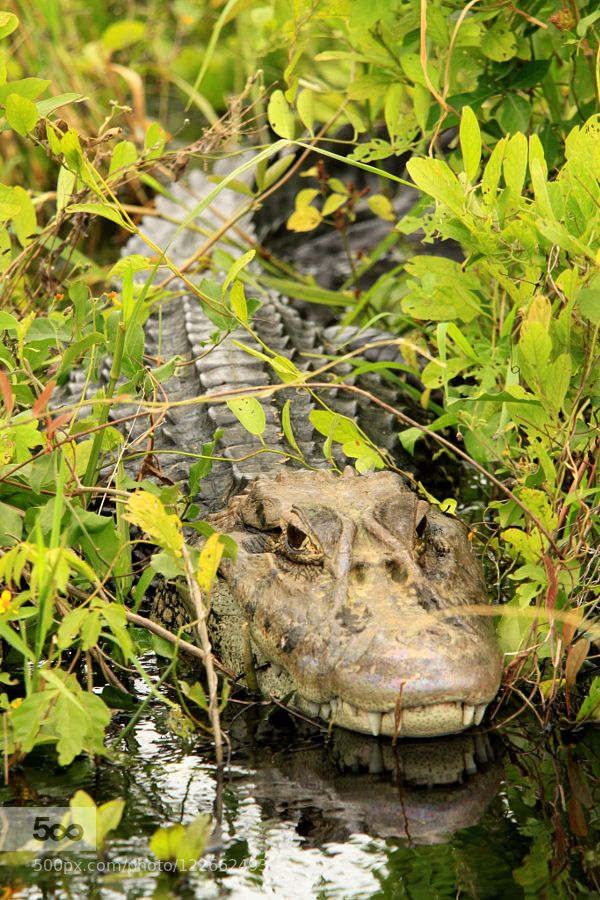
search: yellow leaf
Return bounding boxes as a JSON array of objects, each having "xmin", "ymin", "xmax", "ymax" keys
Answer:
[
  {"xmin": 125, "ymin": 491, "xmax": 183, "ymax": 557},
  {"xmin": 367, "ymin": 194, "xmax": 395, "ymax": 221},
  {"xmin": 287, "ymin": 207, "xmax": 322, "ymax": 232},
  {"xmin": 196, "ymin": 532, "xmax": 224, "ymax": 593}
]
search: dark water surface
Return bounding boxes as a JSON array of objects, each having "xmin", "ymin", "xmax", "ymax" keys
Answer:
[{"xmin": 1, "ymin": 661, "xmax": 599, "ymax": 899}]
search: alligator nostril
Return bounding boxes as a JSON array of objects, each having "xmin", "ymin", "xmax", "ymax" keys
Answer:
[
  {"xmin": 353, "ymin": 563, "xmax": 368, "ymax": 584},
  {"xmin": 416, "ymin": 515, "xmax": 427, "ymax": 539},
  {"xmin": 386, "ymin": 561, "xmax": 408, "ymax": 584}
]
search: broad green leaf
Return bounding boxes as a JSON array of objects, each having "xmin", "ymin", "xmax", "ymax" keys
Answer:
[
  {"xmin": 108, "ymin": 140, "xmax": 137, "ymax": 175},
  {"xmin": 502, "ymin": 132, "xmax": 528, "ymax": 195},
  {"xmin": 67, "ymin": 202, "xmax": 133, "ymax": 231},
  {"xmin": 0, "ymin": 77, "xmax": 50, "ymax": 105},
  {"xmin": 384, "ymin": 83, "xmax": 403, "ymax": 141},
  {"xmin": 576, "ymin": 287, "xmax": 600, "ymax": 325},
  {"xmin": 60, "ymin": 128, "xmax": 84, "ymax": 174},
  {"xmin": 229, "ymin": 280, "xmax": 248, "ymax": 323},
  {"xmin": 0, "ymin": 11, "xmax": 19, "ymax": 39},
  {"xmin": 481, "ymin": 135, "xmax": 507, "ymax": 209},
  {"xmin": 530, "ymin": 158, "xmax": 555, "ymax": 221},
  {"xmin": 102, "ymin": 20, "xmax": 145, "ymax": 52},
  {"xmin": 267, "ymin": 89, "xmax": 295, "ymax": 140},
  {"xmin": 125, "ymin": 491, "xmax": 183, "ymax": 556},
  {"xmin": 0, "ymin": 184, "xmax": 20, "ymax": 221},
  {"xmin": 481, "ymin": 22, "xmax": 517, "ymax": 62},
  {"xmin": 11, "ymin": 185, "xmax": 36, "ymax": 246},
  {"xmin": 528, "ymin": 134, "xmax": 548, "ymax": 179},
  {"xmin": 226, "ymin": 396, "xmax": 266, "ymax": 436},
  {"xmin": 406, "ymin": 158, "xmax": 464, "ymax": 215},
  {"xmin": 296, "ymin": 89, "xmax": 315, "ymax": 136},
  {"xmin": 5, "ymin": 93, "xmax": 37, "ymax": 136},
  {"xmin": 36, "ymin": 92, "xmax": 82, "ymax": 117},
  {"xmin": 498, "ymin": 95, "xmax": 531, "ymax": 134},
  {"xmin": 460, "ymin": 106, "xmax": 481, "ymax": 182},
  {"xmin": 56, "ymin": 166, "xmax": 76, "ymax": 212},
  {"xmin": 109, "ymin": 254, "xmax": 153, "ymax": 280},
  {"xmin": 144, "ymin": 121, "xmax": 166, "ymax": 159}
]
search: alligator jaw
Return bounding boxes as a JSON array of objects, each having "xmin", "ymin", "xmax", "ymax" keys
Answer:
[{"xmin": 295, "ymin": 696, "xmax": 489, "ymax": 738}]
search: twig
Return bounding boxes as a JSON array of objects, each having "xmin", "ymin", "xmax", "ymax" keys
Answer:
[{"xmin": 181, "ymin": 546, "xmax": 224, "ymax": 765}]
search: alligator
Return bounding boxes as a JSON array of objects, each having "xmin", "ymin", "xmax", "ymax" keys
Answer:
[{"xmin": 74, "ymin": 161, "xmax": 503, "ymax": 738}]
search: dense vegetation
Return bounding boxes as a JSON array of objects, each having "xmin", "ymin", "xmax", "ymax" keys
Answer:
[{"xmin": 0, "ymin": 0, "xmax": 598, "ymax": 856}]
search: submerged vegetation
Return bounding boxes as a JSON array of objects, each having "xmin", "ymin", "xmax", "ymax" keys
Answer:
[{"xmin": 0, "ymin": 0, "xmax": 599, "ymax": 891}]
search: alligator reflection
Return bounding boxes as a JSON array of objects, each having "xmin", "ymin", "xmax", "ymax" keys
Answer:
[{"xmin": 232, "ymin": 714, "xmax": 503, "ymax": 846}]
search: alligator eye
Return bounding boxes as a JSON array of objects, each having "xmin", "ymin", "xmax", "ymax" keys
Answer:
[{"xmin": 286, "ymin": 523, "xmax": 308, "ymax": 550}]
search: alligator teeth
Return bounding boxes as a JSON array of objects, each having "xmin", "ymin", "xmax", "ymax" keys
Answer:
[
  {"xmin": 305, "ymin": 701, "xmax": 320, "ymax": 718},
  {"xmin": 474, "ymin": 733, "xmax": 489, "ymax": 763},
  {"xmin": 329, "ymin": 698, "xmax": 337, "ymax": 716},
  {"xmin": 473, "ymin": 704, "xmax": 487, "ymax": 726},
  {"xmin": 368, "ymin": 712, "xmax": 382, "ymax": 737},
  {"xmin": 464, "ymin": 751, "xmax": 477, "ymax": 776},
  {"xmin": 271, "ymin": 663, "xmax": 282, "ymax": 677},
  {"xmin": 320, "ymin": 703, "xmax": 331, "ymax": 720},
  {"xmin": 462, "ymin": 705, "xmax": 475, "ymax": 728},
  {"xmin": 369, "ymin": 743, "xmax": 384, "ymax": 774}
]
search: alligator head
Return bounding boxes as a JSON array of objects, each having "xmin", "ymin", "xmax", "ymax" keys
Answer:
[{"xmin": 209, "ymin": 467, "xmax": 503, "ymax": 739}]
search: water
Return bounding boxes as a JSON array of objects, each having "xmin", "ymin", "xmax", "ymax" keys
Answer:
[{"xmin": 1, "ymin": 664, "xmax": 599, "ymax": 899}]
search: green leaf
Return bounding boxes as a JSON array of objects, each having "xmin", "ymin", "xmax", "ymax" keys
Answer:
[
  {"xmin": 102, "ymin": 20, "xmax": 145, "ymax": 52},
  {"xmin": 0, "ymin": 502, "xmax": 22, "ymax": 546},
  {"xmin": 0, "ymin": 310, "xmax": 18, "ymax": 330},
  {"xmin": 67, "ymin": 202, "xmax": 133, "ymax": 231},
  {"xmin": 406, "ymin": 158, "xmax": 464, "ymax": 216},
  {"xmin": 226, "ymin": 396, "xmax": 266, "ymax": 436},
  {"xmin": 36, "ymin": 92, "xmax": 82, "ymax": 117},
  {"xmin": 229, "ymin": 280, "xmax": 248, "ymax": 324},
  {"xmin": 56, "ymin": 166, "xmax": 76, "ymax": 212},
  {"xmin": 267, "ymin": 89, "xmax": 295, "ymax": 140},
  {"xmin": 502, "ymin": 132, "xmax": 528, "ymax": 196},
  {"xmin": 5, "ymin": 93, "xmax": 37, "ymax": 136},
  {"xmin": 144, "ymin": 121, "xmax": 166, "ymax": 159},
  {"xmin": 576, "ymin": 288, "xmax": 600, "ymax": 325},
  {"xmin": 281, "ymin": 399, "xmax": 301, "ymax": 454},
  {"xmin": 459, "ymin": 106, "xmax": 481, "ymax": 182},
  {"xmin": 296, "ymin": 89, "xmax": 315, "ymax": 136},
  {"xmin": 481, "ymin": 22, "xmax": 517, "ymax": 62},
  {"xmin": 0, "ymin": 77, "xmax": 50, "ymax": 105},
  {"xmin": 222, "ymin": 248, "xmax": 255, "ymax": 294},
  {"xmin": 258, "ymin": 154, "xmax": 295, "ymax": 191},
  {"xmin": 498, "ymin": 95, "xmax": 531, "ymax": 134},
  {"xmin": 481, "ymin": 135, "xmax": 507, "ymax": 208},
  {"xmin": 11, "ymin": 185, "xmax": 36, "ymax": 246},
  {"xmin": 0, "ymin": 11, "xmax": 19, "ymax": 39},
  {"xmin": 108, "ymin": 140, "xmax": 137, "ymax": 175},
  {"xmin": 0, "ymin": 617, "xmax": 34, "ymax": 661}
]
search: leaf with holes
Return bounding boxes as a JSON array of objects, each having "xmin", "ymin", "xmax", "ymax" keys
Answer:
[{"xmin": 226, "ymin": 396, "xmax": 266, "ymax": 436}]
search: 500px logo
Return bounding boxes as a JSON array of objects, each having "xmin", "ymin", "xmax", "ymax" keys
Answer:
[
  {"xmin": 31, "ymin": 816, "xmax": 84, "ymax": 843},
  {"xmin": 0, "ymin": 807, "xmax": 96, "ymax": 853}
]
